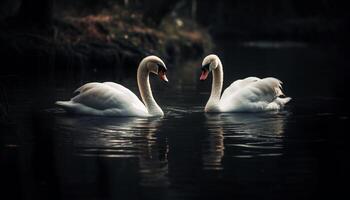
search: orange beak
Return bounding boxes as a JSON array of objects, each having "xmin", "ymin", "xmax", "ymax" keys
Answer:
[
  {"xmin": 200, "ymin": 70, "xmax": 209, "ymax": 81},
  {"xmin": 159, "ymin": 71, "xmax": 168, "ymax": 82}
]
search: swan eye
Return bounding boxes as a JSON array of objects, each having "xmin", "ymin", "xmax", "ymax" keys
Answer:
[
  {"xmin": 157, "ymin": 63, "xmax": 167, "ymax": 73},
  {"xmin": 157, "ymin": 64, "xmax": 168, "ymax": 82},
  {"xmin": 201, "ymin": 63, "xmax": 210, "ymax": 71}
]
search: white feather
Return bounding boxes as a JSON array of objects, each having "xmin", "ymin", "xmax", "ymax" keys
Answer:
[{"xmin": 219, "ymin": 77, "xmax": 291, "ymax": 112}]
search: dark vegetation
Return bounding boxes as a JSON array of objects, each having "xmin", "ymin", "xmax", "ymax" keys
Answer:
[
  {"xmin": 0, "ymin": 0, "xmax": 211, "ymax": 86},
  {"xmin": 1, "ymin": 0, "xmax": 348, "ymax": 84}
]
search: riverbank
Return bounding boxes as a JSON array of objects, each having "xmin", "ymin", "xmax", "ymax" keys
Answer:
[{"xmin": 0, "ymin": 3, "xmax": 212, "ymax": 86}]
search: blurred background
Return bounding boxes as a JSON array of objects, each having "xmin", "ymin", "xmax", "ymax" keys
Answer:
[
  {"xmin": 0, "ymin": 0, "xmax": 349, "ymax": 90},
  {"xmin": 0, "ymin": 0, "xmax": 349, "ymax": 81}
]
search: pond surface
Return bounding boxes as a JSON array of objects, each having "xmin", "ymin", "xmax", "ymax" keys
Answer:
[{"xmin": 1, "ymin": 41, "xmax": 349, "ymax": 200}]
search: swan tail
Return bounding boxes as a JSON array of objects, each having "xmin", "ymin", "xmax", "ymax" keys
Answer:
[
  {"xmin": 278, "ymin": 97, "xmax": 292, "ymax": 105},
  {"xmin": 56, "ymin": 101, "xmax": 104, "ymax": 115},
  {"xmin": 266, "ymin": 97, "xmax": 291, "ymax": 110},
  {"xmin": 256, "ymin": 78, "xmax": 291, "ymax": 104},
  {"xmin": 55, "ymin": 101, "xmax": 78, "ymax": 113}
]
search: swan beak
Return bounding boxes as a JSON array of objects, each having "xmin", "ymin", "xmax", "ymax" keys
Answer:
[
  {"xmin": 159, "ymin": 71, "xmax": 169, "ymax": 83},
  {"xmin": 200, "ymin": 70, "xmax": 209, "ymax": 81}
]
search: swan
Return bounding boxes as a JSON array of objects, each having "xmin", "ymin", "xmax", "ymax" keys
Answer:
[
  {"xmin": 55, "ymin": 55, "xmax": 168, "ymax": 117},
  {"xmin": 199, "ymin": 54, "xmax": 291, "ymax": 112}
]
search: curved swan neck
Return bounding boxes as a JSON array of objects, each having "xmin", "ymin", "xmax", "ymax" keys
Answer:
[
  {"xmin": 137, "ymin": 60, "xmax": 163, "ymax": 116},
  {"xmin": 205, "ymin": 59, "xmax": 223, "ymax": 112}
]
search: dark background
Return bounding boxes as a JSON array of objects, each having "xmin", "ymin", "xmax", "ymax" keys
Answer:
[
  {"xmin": 1, "ymin": 0, "xmax": 349, "ymax": 82},
  {"xmin": 1, "ymin": 0, "xmax": 349, "ymax": 40},
  {"xmin": 1, "ymin": 1, "xmax": 349, "ymax": 200}
]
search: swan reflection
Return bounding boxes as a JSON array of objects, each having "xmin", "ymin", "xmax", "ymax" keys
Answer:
[
  {"xmin": 203, "ymin": 112, "xmax": 288, "ymax": 168},
  {"xmin": 53, "ymin": 116, "xmax": 169, "ymax": 189},
  {"xmin": 210, "ymin": 112, "xmax": 287, "ymax": 135},
  {"xmin": 203, "ymin": 115, "xmax": 225, "ymax": 170}
]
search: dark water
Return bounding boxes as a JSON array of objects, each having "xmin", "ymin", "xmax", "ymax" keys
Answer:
[{"xmin": 1, "ymin": 41, "xmax": 349, "ymax": 200}]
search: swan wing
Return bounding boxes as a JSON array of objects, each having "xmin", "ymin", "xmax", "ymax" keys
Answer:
[
  {"xmin": 74, "ymin": 82, "xmax": 101, "ymax": 94},
  {"xmin": 220, "ymin": 77, "xmax": 291, "ymax": 112},
  {"xmin": 74, "ymin": 82, "xmax": 139, "ymax": 100},
  {"xmin": 221, "ymin": 77, "xmax": 261, "ymax": 100},
  {"xmin": 103, "ymin": 82, "xmax": 141, "ymax": 100},
  {"xmin": 103, "ymin": 82, "xmax": 147, "ymax": 109},
  {"xmin": 71, "ymin": 83, "xmax": 147, "ymax": 114}
]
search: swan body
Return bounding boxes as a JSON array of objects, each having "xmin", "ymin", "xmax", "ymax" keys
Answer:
[
  {"xmin": 56, "ymin": 55, "xmax": 168, "ymax": 117},
  {"xmin": 200, "ymin": 54, "xmax": 291, "ymax": 112}
]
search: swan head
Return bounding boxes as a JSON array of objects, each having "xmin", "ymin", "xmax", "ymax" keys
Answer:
[
  {"xmin": 200, "ymin": 54, "xmax": 220, "ymax": 81},
  {"xmin": 143, "ymin": 55, "xmax": 168, "ymax": 82}
]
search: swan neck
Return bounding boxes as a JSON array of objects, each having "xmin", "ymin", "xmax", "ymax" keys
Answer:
[
  {"xmin": 205, "ymin": 61, "xmax": 223, "ymax": 111},
  {"xmin": 137, "ymin": 62, "xmax": 163, "ymax": 116}
]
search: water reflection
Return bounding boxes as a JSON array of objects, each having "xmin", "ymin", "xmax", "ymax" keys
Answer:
[
  {"xmin": 204, "ymin": 112, "xmax": 288, "ymax": 162},
  {"xmin": 53, "ymin": 115, "xmax": 169, "ymax": 191},
  {"xmin": 203, "ymin": 115, "xmax": 225, "ymax": 170}
]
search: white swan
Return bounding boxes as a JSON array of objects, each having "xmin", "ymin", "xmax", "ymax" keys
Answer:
[
  {"xmin": 56, "ymin": 55, "xmax": 168, "ymax": 117},
  {"xmin": 199, "ymin": 54, "xmax": 291, "ymax": 112}
]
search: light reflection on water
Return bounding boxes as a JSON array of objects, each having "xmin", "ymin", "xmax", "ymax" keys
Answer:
[
  {"xmin": 54, "ymin": 115, "xmax": 170, "ymax": 188},
  {"xmin": 40, "ymin": 94, "xmax": 347, "ymax": 200},
  {"xmin": 52, "ymin": 106, "xmax": 289, "ymax": 183},
  {"xmin": 203, "ymin": 112, "xmax": 287, "ymax": 169}
]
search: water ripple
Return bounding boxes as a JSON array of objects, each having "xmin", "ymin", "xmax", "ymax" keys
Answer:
[
  {"xmin": 203, "ymin": 112, "xmax": 288, "ymax": 163},
  {"xmin": 53, "ymin": 115, "xmax": 169, "ymax": 187}
]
